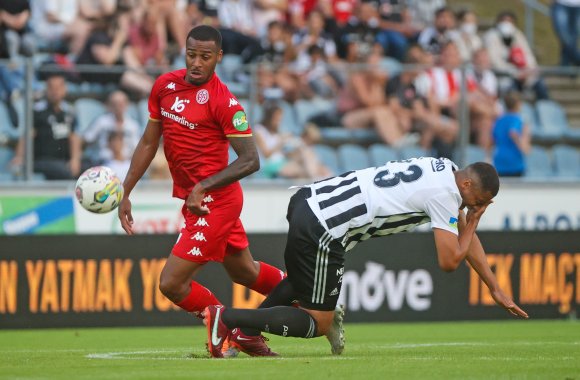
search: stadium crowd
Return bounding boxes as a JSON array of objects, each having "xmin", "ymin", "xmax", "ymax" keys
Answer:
[{"xmin": 1, "ymin": 0, "xmax": 579, "ymax": 181}]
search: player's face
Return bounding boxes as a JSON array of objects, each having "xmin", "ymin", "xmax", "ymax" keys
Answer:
[
  {"xmin": 185, "ymin": 38, "xmax": 223, "ymax": 85},
  {"xmin": 460, "ymin": 186, "xmax": 493, "ymax": 209}
]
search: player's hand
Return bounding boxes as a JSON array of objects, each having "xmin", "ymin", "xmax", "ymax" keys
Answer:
[
  {"xmin": 491, "ymin": 288, "xmax": 529, "ymax": 319},
  {"xmin": 118, "ymin": 197, "xmax": 134, "ymax": 235},
  {"xmin": 186, "ymin": 183, "xmax": 209, "ymax": 215},
  {"xmin": 466, "ymin": 200, "xmax": 492, "ymax": 225}
]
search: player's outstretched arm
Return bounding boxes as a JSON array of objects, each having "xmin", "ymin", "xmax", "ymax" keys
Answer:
[
  {"xmin": 460, "ymin": 210, "xmax": 529, "ymax": 319},
  {"xmin": 118, "ymin": 119, "xmax": 162, "ymax": 234},
  {"xmin": 186, "ymin": 136, "xmax": 259, "ymax": 215}
]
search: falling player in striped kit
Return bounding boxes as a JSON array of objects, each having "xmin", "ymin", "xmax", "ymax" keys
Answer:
[{"xmin": 204, "ymin": 157, "xmax": 529, "ymax": 357}]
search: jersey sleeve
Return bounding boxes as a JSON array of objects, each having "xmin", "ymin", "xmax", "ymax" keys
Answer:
[
  {"xmin": 148, "ymin": 76, "xmax": 164, "ymax": 122},
  {"xmin": 424, "ymin": 192, "xmax": 460, "ymax": 235},
  {"xmin": 212, "ymin": 86, "xmax": 253, "ymax": 138}
]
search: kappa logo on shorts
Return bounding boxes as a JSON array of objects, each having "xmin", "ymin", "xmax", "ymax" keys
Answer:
[
  {"xmin": 203, "ymin": 195, "xmax": 214, "ymax": 203},
  {"xmin": 191, "ymin": 232, "xmax": 207, "ymax": 241},
  {"xmin": 187, "ymin": 247, "xmax": 202, "ymax": 256},
  {"xmin": 195, "ymin": 218, "xmax": 209, "ymax": 227}
]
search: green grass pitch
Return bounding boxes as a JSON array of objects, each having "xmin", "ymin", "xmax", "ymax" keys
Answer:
[{"xmin": 1, "ymin": 321, "xmax": 578, "ymax": 379}]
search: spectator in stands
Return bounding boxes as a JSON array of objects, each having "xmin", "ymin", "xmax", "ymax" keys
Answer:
[
  {"xmin": 415, "ymin": 42, "xmax": 495, "ymax": 150},
  {"xmin": 103, "ymin": 130, "xmax": 130, "ymax": 181},
  {"xmin": 76, "ymin": 13, "xmax": 155, "ymax": 97},
  {"xmin": 254, "ymin": 101, "xmax": 331, "ymax": 179},
  {"xmin": 406, "ymin": 0, "xmax": 446, "ymax": 29},
  {"xmin": 125, "ymin": 9, "xmax": 169, "ymax": 69},
  {"xmin": 0, "ymin": 0, "xmax": 35, "ymax": 60},
  {"xmin": 452, "ymin": 9, "xmax": 482, "ymax": 62},
  {"xmin": 472, "ymin": 48, "xmax": 499, "ymax": 100},
  {"xmin": 139, "ymin": 0, "xmax": 186, "ymax": 53},
  {"xmin": 323, "ymin": 0, "xmax": 357, "ymax": 27},
  {"xmin": 292, "ymin": 44, "xmax": 341, "ymax": 99},
  {"xmin": 215, "ymin": 0, "xmax": 262, "ymax": 63},
  {"xmin": 79, "ymin": 0, "xmax": 117, "ymax": 22},
  {"xmin": 338, "ymin": 51, "xmax": 414, "ymax": 147},
  {"xmin": 492, "ymin": 91, "xmax": 531, "ymax": 177},
  {"xmin": 551, "ymin": 0, "xmax": 580, "ymax": 66},
  {"xmin": 335, "ymin": 1, "xmax": 382, "ymax": 60},
  {"xmin": 82, "ymin": 90, "xmax": 141, "ymax": 166},
  {"xmin": 287, "ymin": 0, "xmax": 318, "ymax": 30},
  {"xmin": 30, "ymin": 0, "xmax": 92, "ymax": 55},
  {"xmin": 484, "ymin": 11, "xmax": 549, "ymax": 100},
  {"xmin": 253, "ymin": 0, "xmax": 287, "ymax": 38},
  {"xmin": 0, "ymin": 66, "xmax": 19, "ymax": 128},
  {"xmin": 374, "ymin": 0, "xmax": 420, "ymax": 61},
  {"xmin": 386, "ymin": 44, "xmax": 458, "ymax": 158},
  {"xmin": 257, "ymin": 20, "xmax": 301, "ymax": 102},
  {"xmin": 417, "ymin": 6, "xmax": 458, "ymax": 56},
  {"xmin": 293, "ymin": 9, "xmax": 338, "ymax": 62},
  {"xmin": 11, "ymin": 75, "xmax": 82, "ymax": 180}
]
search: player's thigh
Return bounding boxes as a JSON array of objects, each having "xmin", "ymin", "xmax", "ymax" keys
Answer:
[{"xmin": 159, "ymin": 253, "xmax": 204, "ymax": 288}]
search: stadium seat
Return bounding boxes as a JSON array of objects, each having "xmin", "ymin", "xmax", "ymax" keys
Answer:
[
  {"xmin": 337, "ymin": 144, "xmax": 370, "ymax": 172},
  {"xmin": 319, "ymin": 127, "xmax": 380, "ymax": 145},
  {"xmin": 127, "ymin": 102, "xmax": 142, "ymax": 125},
  {"xmin": 520, "ymin": 101, "xmax": 541, "ymax": 136},
  {"xmin": 398, "ymin": 145, "xmax": 428, "ymax": 160},
  {"xmin": 380, "ymin": 57, "xmax": 403, "ymax": 77},
  {"xmin": 239, "ymin": 99, "xmax": 263, "ymax": 126},
  {"xmin": 278, "ymin": 101, "xmax": 300, "ymax": 135},
  {"xmin": 525, "ymin": 146, "xmax": 553, "ymax": 178},
  {"xmin": 552, "ymin": 144, "xmax": 580, "ymax": 178},
  {"xmin": 535, "ymin": 100, "xmax": 569, "ymax": 141},
  {"xmin": 0, "ymin": 146, "xmax": 14, "ymax": 173},
  {"xmin": 465, "ymin": 145, "xmax": 487, "ymax": 164},
  {"xmin": 294, "ymin": 98, "xmax": 335, "ymax": 127},
  {"xmin": 368, "ymin": 143, "xmax": 398, "ymax": 166},
  {"xmin": 74, "ymin": 98, "xmax": 106, "ymax": 134},
  {"xmin": 313, "ymin": 144, "xmax": 340, "ymax": 175}
]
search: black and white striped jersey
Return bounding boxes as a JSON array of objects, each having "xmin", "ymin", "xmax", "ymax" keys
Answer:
[{"xmin": 305, "ymin": 157, "xmax": 462, "ymax": 251}]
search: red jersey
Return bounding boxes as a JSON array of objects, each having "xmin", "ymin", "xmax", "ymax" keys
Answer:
[{"xmin": 148, "ymin": 69, "xmax": 252, "ymax": 199}]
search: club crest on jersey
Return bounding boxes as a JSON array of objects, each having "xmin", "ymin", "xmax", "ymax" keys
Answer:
[{"xmin": 196, "ymin": 89, "xmax": 209, "ymax": 104}]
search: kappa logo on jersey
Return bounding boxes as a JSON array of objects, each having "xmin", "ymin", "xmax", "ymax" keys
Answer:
[
  {"xmin": 187, "ymin": 247, "xmax": 202, "ymax": 256},
  {"xmin": 232, "ymin": 111, "xmax": 249, "ymax": 131},
  {"xmin": 196, "ymin": 89, "xmax": 209, "ymax": 104},
  {"xmin": 228, "ymin": 98, "xmax": 239, "ymax": 107},
  {"xmin": 166, "ymin": 82, "xmax": 176, "ymax": 90},
  {"xmin": 170, "ymin": 96, "xmax": 190, "ymax": 113},
  {"xmin": 191, "ymin": 232, "xmax": 207, "ymax": 241},
  {"xmin": 203, "ymin": 195, "xmax": 214, "ymax": 203},
  {"xmin": 195, "ymin": 217, "xmax": 209, "ymax": 227}
]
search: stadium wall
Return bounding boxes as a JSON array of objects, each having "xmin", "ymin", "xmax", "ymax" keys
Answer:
[
  {"xmin": 0, "ymin": 232, "xmax": 578, "ymax": 328},
  {"xmin": 1, "ymin": 181, "xmax": 580, "ymax": 235}
]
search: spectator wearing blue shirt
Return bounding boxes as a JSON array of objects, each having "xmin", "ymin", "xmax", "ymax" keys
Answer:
[{"xmin": 492, "ymin": 91, "xmax": 531, "ymax": 177}]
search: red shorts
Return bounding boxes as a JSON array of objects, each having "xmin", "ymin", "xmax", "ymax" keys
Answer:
[{"xmin": 171, "ymin": 186, "xmax": 249, "ymax": 263}]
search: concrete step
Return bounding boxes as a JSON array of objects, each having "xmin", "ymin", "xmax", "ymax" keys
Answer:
[{"xmin": 545, "ymin": 76, "xmax": 580, "ymax": 87}]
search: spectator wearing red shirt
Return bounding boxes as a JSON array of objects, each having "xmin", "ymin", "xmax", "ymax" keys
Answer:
[{"xmin": 118, "ymin": 25, "xmax": 285, "ymax": 357}]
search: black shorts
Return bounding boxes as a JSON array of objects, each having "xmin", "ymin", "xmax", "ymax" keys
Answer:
[{"xmin": 284, "ymin": 188, "xmax": 345, "ymax": 311}]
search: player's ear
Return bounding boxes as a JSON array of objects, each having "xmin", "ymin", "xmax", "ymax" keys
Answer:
[{"xmin": 217, "ymin": 49, "xmax": 223, "ymax": 62}]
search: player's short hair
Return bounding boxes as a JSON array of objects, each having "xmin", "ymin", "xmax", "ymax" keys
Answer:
[
  {"xmin": 503, "ymin": 91, "xmax": 521, "ymax": 112},
  {"xmin": 187, "ymin": 25, "xmax": 222, "ymax": 50},
  {"xmin": 466, "ymin": 162, "xmax": 500, "ymax": 197}
]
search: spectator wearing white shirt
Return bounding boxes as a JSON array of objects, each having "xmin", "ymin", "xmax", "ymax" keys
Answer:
[
  {"xmin": 83, "ymin": 90, "xmax": 141, "ymax": 165},
  {"xmin": 452, "ymin": 9, "xmax": 482, "ymax": 62},
  {"xmin": 417, "ymin": 6, "xmax": 459, "ymax": 56}
]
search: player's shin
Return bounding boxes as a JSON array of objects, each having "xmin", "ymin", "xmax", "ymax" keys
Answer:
[
  {"xmin": 222, "ymin": 306, "xmax": 318, "ymax": 338},
  {"xmin": 249, "ymin": 261, "xmax": 286, "ymax": 295},
  {"xmin": 176, "ymin": 281, "xmax": 221, "ymax": 317}
]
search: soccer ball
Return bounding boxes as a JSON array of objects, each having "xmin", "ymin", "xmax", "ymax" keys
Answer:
[{"xmin": 75, "ymin": 166, "xmax": 124, "ymax": 214}]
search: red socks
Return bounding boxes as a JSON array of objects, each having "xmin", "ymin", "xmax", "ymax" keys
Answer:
[
  {"xmin": 176, "ymin": 281, "xmax": 221, "ymax": 314},
  {"xmin": 250, "ymin": 261, "xmax": 286, "ymax": 295}
]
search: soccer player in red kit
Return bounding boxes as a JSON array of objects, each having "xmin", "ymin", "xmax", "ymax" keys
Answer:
[{"xmin": 118, "ymin": 25, "xmax": 283, "ymax": 357}]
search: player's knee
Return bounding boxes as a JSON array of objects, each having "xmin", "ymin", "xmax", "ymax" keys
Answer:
[{"xmin": 158, "ymin": 276, "xmax": 183, "ymax": 302}]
